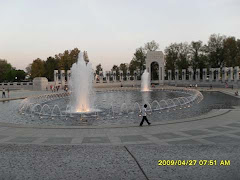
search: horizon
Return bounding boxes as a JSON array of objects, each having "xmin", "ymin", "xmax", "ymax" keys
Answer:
[{"xmin": 0, "ymin": 0, "xmax": 240, "ymax": 71}]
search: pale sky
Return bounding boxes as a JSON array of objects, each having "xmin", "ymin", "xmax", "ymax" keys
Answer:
[{"xmin": 0, "ymin": 0, "xmax": 240, "ymax": 71}]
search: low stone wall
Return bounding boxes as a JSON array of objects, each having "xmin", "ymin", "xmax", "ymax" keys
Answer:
[
  {"xmin": 93, "ymin": 81, "xmax": 141, "ymax": 88},
  {"xmin": 0, "ymin": 82, "xmax": 33, "ymax": 90},
  {"xmin": 165, "ymin": 80, "xmax": 240, "ymax": 88}
]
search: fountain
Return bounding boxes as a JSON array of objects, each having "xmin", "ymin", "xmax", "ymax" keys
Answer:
[
  {"xmin": 69, "ymin": 52, "xmax": 94, "ymax": 113},
  {"xmin": 141, "ymin": 69, "xmax": 151, "ymax": 92}
]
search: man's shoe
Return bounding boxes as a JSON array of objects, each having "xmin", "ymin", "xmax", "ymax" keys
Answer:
[{"xmin": 148, "ymin": 123, "xmax": 151, "ymax": 125}]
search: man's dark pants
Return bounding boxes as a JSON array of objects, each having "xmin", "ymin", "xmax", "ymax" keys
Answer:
[{"xmin": 140, "ymin": 116, "xmax": 150, "ymax": 126}]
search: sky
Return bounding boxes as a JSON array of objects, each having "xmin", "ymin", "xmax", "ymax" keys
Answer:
[{"xmin": 0, "ymin": 0, "xmax": 240, "ymax": 71}]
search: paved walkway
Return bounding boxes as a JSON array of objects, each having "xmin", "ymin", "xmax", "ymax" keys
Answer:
[{"xmin": 0, "ymin": 109, "xmax": 240, "ymax": 145}]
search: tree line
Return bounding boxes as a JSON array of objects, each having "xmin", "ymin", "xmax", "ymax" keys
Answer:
[
  {"xmin": 26, "ymin": 48, "xmax": 89, "ymax": 81},
  {"xmin": 165, "ymin": 34, "xmax": 240, "ymax": 74},
  {"xmin": 0, "ymin": 59, "xmax": 26, "ymax": 83}
]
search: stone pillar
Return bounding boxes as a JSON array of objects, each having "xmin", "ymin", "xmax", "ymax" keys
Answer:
[
  {"xmin": 216, "ymin": 68, "xmax": 220, "ymax": 81},
  {"xmin": 175, "ymin": 70, "xmax": 179, "ymax": 81},
  {"xmin": 60, "ymin": 70, "xmax": 65, "ymax": 88},
  {"xmin": 133, "ymin": 71, "xmax": 137, "ymax": 81},
  {"xmin": 234, "ymin": 66, "xmax": 239, "ymax": 82},
  {"xmin": 127, "ymin": 70, "xmax": 130, "ymax": 81},
  {"xmin": 99, "ymin": 71, "xmax": 103, "ymax": 83},
  {"xmin": 228, "ymin": 67, "xmax": 233, "ymax": 82},
  {"xmin": 222, "ymin": 67, "xmax": 227, "ymax": 82},
  {"xmin": 182, "ymin": 69, "xmax": 186, "ymax": 81},
  {"xmin": 209, "ymin": 68, "xmax": 214, "ymax": 82},
  {"xmin": 67, "ymin": 70, "xmax": 71, "ymax": 83},
  {"xmin": 203, "ymin": 68, "xmax": 207, "ymax": 81},
  {"xmin": 195, "ymin": 69, "xmax": 200, "ymax": 81},
  {"xmin": 54, "ymin": 70, "xmax": 59, "ymax": 85},
  {"xmin": 113, "ymin": 71, "xmax": 116, "ymax": 82},
  {"xmin": 119, "ymin": 71, "xmax": 123, "ymax": 82},
  {"xmin": 105, "ymin": 71, "xmax": 109, "ymax": 83},
  {"xmin": 168, "ymin": 70, "xmax": 172, "ymax": 81},
  {"xmin": 188, "ymin": 68, "xmax": 193, "ymax": 81}
]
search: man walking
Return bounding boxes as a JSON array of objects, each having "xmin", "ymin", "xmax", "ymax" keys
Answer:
[{"xmin": 139, "ymin": 104, "xmax": 151, "ymax": 126}]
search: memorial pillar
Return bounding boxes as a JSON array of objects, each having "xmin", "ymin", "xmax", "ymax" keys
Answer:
[
  {"xmin": 228, "ymin": 67, "xmax": 233, "ymax": 82},
  {"xmin": 54, "ymin": 70, "xmax": 59, "ymax": 85},
  {"xmin": 196, "ymin": 69, "xmax": 200, "ymax": 82},
  {"xmin": 209, "ymin": 68, "xmax": 214, "ymax": 82},
  {"xmin": 127, "ymin": 70, "xmax": 130, "ymax": 81},
  {"xmin": 234, "ymin": 66, "xmax": 239, "ymax": 82},
  {"xmin": 113, "ymin": 71, "xmax": 116, "ymax": 82},
  {"xmin": 182, "ymin": 69, "xmax": 186, "ymax": 81},
  {"xmin": 99, "ymin": 71, "xmax": 103, "ymax": 83},
  {"xmin": 60, "ymin": 70, "xmax": 65, "ymax": 88},
  {"xmin": 67, "ymin": 70, "xmax": 71, "ymax": 83},
  {"xmin": 175, "ymin": 70, "xmax": 179, "ymax": 81},
  {"xmin": 216, "ymin": 68, "xmax": 220, "ymax": 82},
  {"xmin": 203, "ymin": 68, "xmax": 207, "ymax": 81},
  {"xmin": 133, "ymin": 71, "xmax": 137, "ymax": 81},
  {"xmin": 222, "ymin": 67, "xmax": 227, "ymax": 82},
  {"xmin": 188, "ymin": 68, "xmax": 193, "ymax": 81}
]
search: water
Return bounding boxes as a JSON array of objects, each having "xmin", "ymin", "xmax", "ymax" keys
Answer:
[
  {"xmin": 141, "ymin": 70, "xmax": 150, "ymax": 91},
  {"xmin": 69, "ymin": 52, "xmax": 94, "ymax": 112},
  {"xmin": 2, "ymin": 91, "xmax": 240, "ymax": 126}
]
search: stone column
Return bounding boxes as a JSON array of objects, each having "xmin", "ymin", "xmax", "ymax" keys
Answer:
[
  {"xmin": 188, "ymin": 68, "xmax": 193, "ymax": 81},
  {"xmin": 113, "ymin": 71, "xmax": 116, "ymax": 82},
  {"xmin": 119, "ymin": 71, "xmax": 123, "ymax": 82},
  {"xmin": 127, "ymin": 70, "xmax": 130, "ymax": 81},
  {"xmin": 105, "ymin": 71, "xmax": 109, "ymax": 83},
  {"xmin": 216, "ymin": 68, "xmax": 220, "ymax": 81},
  {"xmin": 175, "ymin": 70, "xmax": 179, "ymax": 81},
  {"xmin": 54, "ymin": 70, "xmax": 59, "ymax": 85},
  {"xmin": 168, "ymin": 70, "xmax": 172, "ymax": 81},
  {"xmin": 195, "ymin": 69, "xmax": 200, "ymax": 81},
  {"xmin": 222, "ymin": 67, "xmax": 227, "ymax": 82},
  {"xmin": 182, "ymin": 69, "xmax": 186, "ymax": 81},
  {"xmin": 234, "ymin": 66, "xmax": 239, "ymax": 82},
  {"xmin": 109, "ymin": 71, "xmax": 113, "ymax": 82},
  {"xmin": 99, "ymin": 71, "xmax": 103, "ymax": 83},
  {"xmin": 133, "ymin": 71, "xmax": 137, "ymax": 81},
  {"xmin": 60, "ymin": 70, "xmax": 65, "ymax": 88},
  {"xmin": 203, "ymin": 68, "xmax": 207, "ymax": 81},
  {"xmin": 228, "ymin": 67, "xmax": 233, "ymax": 82},
  {"xmin": 209, "ymin": 68, "xmax": 214, "ymax": 82},
  {"xmin": 67, "ymin": 70, "xmax": 71, "ymax": 83}
]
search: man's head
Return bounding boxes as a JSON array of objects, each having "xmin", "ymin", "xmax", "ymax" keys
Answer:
[{"xmin": 144, "ymin": 104, "xmax": 147, "ymax": 108}]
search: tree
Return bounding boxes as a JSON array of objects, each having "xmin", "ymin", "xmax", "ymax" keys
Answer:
[
  {"xmin": 237, "ymin": 39, "xmax": 240, "ymax": 66},
  {"xmin": 223, "ymin": 37, "xmax": 238, "ymax": 67},
  {"xmin": 189, "ymin": 41, "xmax": 208, "ymax": 70},
  {"xmin": 0, "ymin": 59, "xmax": 12, "ymax": 82},
  {"xmin": 129, "ymin": 47, "xmax": 146, "ymax": 75},
  {"xmin": 56, "ymin": 48, "xmax": 80, "ymax": 72},
  {"xmin": 164, "ymin": 43, "xmax": 179, "ymax": 73},
  {"xmin": 30, "ymin": 58, "xmax": 46, "ymax": 78},
  {"xmin": 175, "ymin": 43, "xmax": 190, "ymax": 71},
  {"xmin": 206, "ymin": 34, "xmax": 226, "ymax": 68},
  {"xmin": 144, "ymin": 40, "xmax": 159, "ymax": 51},
  {"xmin": 44, "ymin": 56, "xmax": 58, "ymax": 81},
  {"xmin": 119, "ymin": 63, "xmax": 128, "ymax": 77},
  {"xmin": 96, "ymin": 64, "xmax": 103, "ymax": 75}
]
